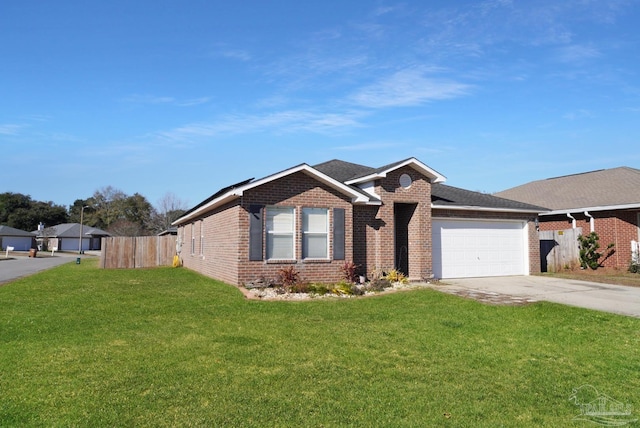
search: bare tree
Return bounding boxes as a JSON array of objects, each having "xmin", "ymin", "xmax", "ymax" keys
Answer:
[{"xmin": 148, "ymin": 192, "xmax": 188, "ymax": 234}]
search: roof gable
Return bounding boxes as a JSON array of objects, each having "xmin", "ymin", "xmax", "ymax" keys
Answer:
[
  {"xmin": 174, "ymin": 163, "xmax": 373, "ymax": 225},
  {"xmin": 495, "ymin": 167, "xmax": 640, "ymax": 212},
  {"xmin": 344, "ymin": 157, "xmax": 447, "ymax": 185}
]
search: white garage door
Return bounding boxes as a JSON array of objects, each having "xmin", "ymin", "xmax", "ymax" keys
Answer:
[{"xmin": 432, "ymin": 219, "xmax": 527, "ymax": 279}]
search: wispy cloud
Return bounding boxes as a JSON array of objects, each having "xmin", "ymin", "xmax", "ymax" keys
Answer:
[
  {"xmin": 0, "ymin": 124, "xmax": 25, "ymax": 135},
  {"xmin": 563, "ymin": 109, "xmax": 594, "ymax": 120},
  {"xmin": 122, "ymin": 94, "xmax": 210, "ymax": 107},
  {"xmin": 208, "ymin": 43, "xmax": 253, "ymax": 62},
  {"xmin": 335, "ymin": 141, "xmax": 402, "ymax": 151},
  {"xmin": 220, "ymin": 49, "xmax": 252, "ymax": 62},
  {"xmin": 555, "ymin": 44, "xmax": 601, "ymax": 63},
  {"xmin": 350, "ymin": 67, "xmax": 472, "ymax": 108},
  {"xmin": 156, "ymin": 109, "xmax": 367, "ymax": 142},
  {"xmin": 123, "ymin": 94, "xmax": 176, "ymax": 104},
  {"xmin": 176, "ymin": 97, "xmax": 211, "ymax": 107}
]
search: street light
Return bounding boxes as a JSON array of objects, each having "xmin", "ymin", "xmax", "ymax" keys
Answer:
[{"xmin": 79, "ymin": 205, "xmax": 89, "ymax": 254}]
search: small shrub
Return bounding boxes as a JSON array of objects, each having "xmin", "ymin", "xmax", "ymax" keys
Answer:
[
  {"xmin": 288, "ymin": 282, "xmax": 310, "ymax": 293},
  {"xmin": 384, "ymin": 268, "xmax": 408, "ymax": 284},
  {"xmin": 629, "ymin": 260, "xmax": 640, "ymax": 274},
  {"xmin": 277, "ymin": 266, "xmax": 301, "ymax": 288},
  {"xmin": 331, "ymin": 281, "xmax": 354, "ymax": 295},
  {"xmin": 578, "ymin": 232, "xmax": 614, "ymax": 270},
  {"xmin": 369, "ymin": 278, "xmax": 391, "ymax": 292},
  {"xmin": 339, "ymin": 261, "xmax": 360, "ymax": 283},
  {"xmin": 350, "ymin": 284, "xmax": 365, "ymax": 296},
  {"xmin": 370, "ymin": 267, "xmax": 384, "ymax": 281},
  {"xmin": 308, "ymin": 283, "xmax": 331, "ymax": 295}
]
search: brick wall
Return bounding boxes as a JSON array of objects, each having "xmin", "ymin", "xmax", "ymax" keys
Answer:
[
  {"xmin": 539, "ymin": 210, "xmax": 640, "ymax": 268},
  {"xmin": 238, "ymin": 171, "xmax": 354, "ymax": 285},
  {"xmin": 179, "ymin": 201, "xmax": 241, "ymax": 285}
]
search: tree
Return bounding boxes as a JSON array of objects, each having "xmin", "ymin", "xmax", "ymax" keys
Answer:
[
  {"xmin": 68, "ymin": 199, "xmax": 91, "ymax": 224},
  {"xmin": 79, "ymin": 187, "xmax": 156, "ymax": 236},
  {"xmin": 147, "ymin": 192, "xmax": 188, "ymax": 234},
  {"xmin": 86, "ymin": 186, "xmax": 127, "ymax": 230},
  {"xmin": 0, "ymin": 192, "xmax": 68, "ymax": 230}
]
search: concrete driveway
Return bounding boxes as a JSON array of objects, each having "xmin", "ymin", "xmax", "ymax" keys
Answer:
[
  {"xmin": 0, "ymin": 252, "xmax": 80, "ymax": 285},
  {"xmin": 436, "ymin": 276, "xmax": 640, "ymax": 318}
]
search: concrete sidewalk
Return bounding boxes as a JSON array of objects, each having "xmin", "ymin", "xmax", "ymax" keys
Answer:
[
  {"xmin": 0, "ymin": 252, "xmax": 81, "ymax": 285},
  {"xmin": 435, "ymin": 275, "xmax": 640, "ymax": 318}
]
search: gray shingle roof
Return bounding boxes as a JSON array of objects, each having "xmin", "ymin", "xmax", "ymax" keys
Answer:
[
  {"xmin": 312, "ymin": 159, "xmax": 376, "ymax": 182},
  {"xmin": 494, "ymin": 167, "xmax": 640, "ymax": 211},
  {"xmin": 432, "ymin": 184, "xmax": 546, "ymax": 212},
  {"xmin": 33, "ymin": 223, "xmax": 111, "ymax": 238},
  {"xmin": 0, "ymin": 225, "xmax": 35, "ymax": 237}
]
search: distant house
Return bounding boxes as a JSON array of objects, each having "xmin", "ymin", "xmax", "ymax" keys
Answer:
[
  {"xmin": 0, "ymin": 225, "xmax": 36, "ymax": 251},
  {"xmin": 158, "ymin": 227, "xmax": 177, "ymax": 236},
  {"xmin": 34, "ymin": 223, "xmax": 111, "ymax": 252},
  {"xmin": 172, "ymin": 157, "xmax": 544, "ymax": 286},
  {"xmin": 495, "ymin": 167, "xmax": 640, "ymax": 268}
]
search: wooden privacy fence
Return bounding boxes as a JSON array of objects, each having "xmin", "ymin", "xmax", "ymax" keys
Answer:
[
  {"xmin": 539, "ymin": 227, "xmax": 582, "ymax": 272},
  {"xmin": 100, "ymin": 236, "xmax": 176, "ymax": 269}
]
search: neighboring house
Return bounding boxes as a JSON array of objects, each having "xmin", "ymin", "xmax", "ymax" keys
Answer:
[
  {"xmin": 158, "ymin": 227, "xmax": 177, "ymax": 236},
  {"xmin": 173, "ymin": 158, "xmax": 544, "ymax": 286},
  {"xmin": 33, "ymin": 223, "xmax": 111, "ymax": 252},
  {"xmin": 0, "ymin": 225, "xmax": 36, "ymax": 251},
  {"xmin": 495, "ymin": 167, "xmax": 640, "ymax": 269}
]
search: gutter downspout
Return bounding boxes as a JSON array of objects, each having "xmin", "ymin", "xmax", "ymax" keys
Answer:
[
  {"xmin": 567, "ymin": 212, "xmax": 576, "ymax": 229},
  {"xmin": 584, "ymin": 211, "xmax": 595, "ymax": 233}
]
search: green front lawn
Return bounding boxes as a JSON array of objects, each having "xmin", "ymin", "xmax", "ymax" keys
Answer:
[{"xmin": 1, "ymin": 259, "xmax": 638, "ymax": 427}]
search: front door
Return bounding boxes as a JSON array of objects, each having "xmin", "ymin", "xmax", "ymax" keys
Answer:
[{"xmin": 394, "ymin": 203, "xmax": 416, "ymax": 276}]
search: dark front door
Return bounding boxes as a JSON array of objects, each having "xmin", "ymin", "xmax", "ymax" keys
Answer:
[{"xmin": 394, "ymin": 203, "xmax": 416, "ymax": 276}]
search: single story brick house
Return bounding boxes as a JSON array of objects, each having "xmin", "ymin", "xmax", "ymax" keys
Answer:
[
  {"xmin": 495, "ymin": 166, "xmax": 640, "ymax": 269},
  {"xmin": 173, "ymin": 158, "xmax": 544, "ymax": 286},
  {"xmin": 33, "ymin": 223, "xmax": 111, "ymax": 252}
]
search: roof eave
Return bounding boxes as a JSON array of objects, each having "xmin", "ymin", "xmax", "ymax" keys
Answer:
[
  {"xmin": 172, "ymin": 191, "xmax": 241, "ymax": 225},
  {"xmin": 432, "ymin": 204, "xmax": 546, "ymax": 214},
  {"xmin": 541, "ymin": 202, "xmax": 640, "ymax": 216}
]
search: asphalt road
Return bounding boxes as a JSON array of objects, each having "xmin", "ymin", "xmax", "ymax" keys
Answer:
[{"xmin": 0, "ymin": 252, "xmax": 81, "ymax": 285}]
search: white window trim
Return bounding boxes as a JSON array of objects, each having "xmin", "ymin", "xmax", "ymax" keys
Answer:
[
  {"xmin": 302, "ymin": 207, "xmax": 329, "ymax": 259},
  {"xmin": 266, "ymin": 206, "xmax": 296, "ymax": 260}
]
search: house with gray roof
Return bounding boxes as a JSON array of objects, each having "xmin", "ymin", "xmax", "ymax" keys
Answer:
[
  {"xmin": 33, "ymin": 223, "xmax": 111, "ymax": 252},
  {"xmin": 495, "ymin": 166, "xmax": 640, "ymax": 268},
  {"xmin": 173, "ymin": 157, "xmax": 544, "ymax": 285},
  {"xmin": 0, "ymin": 225, "xmax": 36, "ymax": 251}
]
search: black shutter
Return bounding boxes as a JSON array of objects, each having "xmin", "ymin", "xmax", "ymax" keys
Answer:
[
  {"xmin": 249, "ymin": 205, "xmax": 263, "ymax": 261},
  {"xmin": 333, "ymin": 208, "xmax": 345, "ymax": 260}
]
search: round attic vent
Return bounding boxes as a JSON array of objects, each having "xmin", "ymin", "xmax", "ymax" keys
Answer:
[{"xmin": 399, "ymin": 173, "xmax": 412, "ymax": 189}]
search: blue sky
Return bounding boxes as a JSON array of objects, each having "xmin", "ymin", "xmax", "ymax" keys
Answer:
[{"xmin": 2, "ymin": 0, "xmax": 639, "ymax": 209}]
